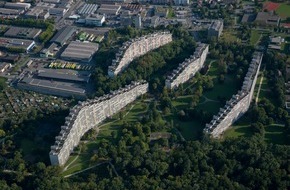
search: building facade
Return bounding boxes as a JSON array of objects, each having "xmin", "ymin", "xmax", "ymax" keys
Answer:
[
  {"xmin": 165, "ymin": 43, "xmax": 209, "ymax": 89},
  {"xmin": 49, "ymin": 80, "xmax": 149, "ymax": 166},
  {"xmin": 208, "ymin": 20, "xmax": 223, "ymax": 39},
  {"xmin": 204, "ymin": 52, "xmax": 263, "ymax": 138},
  {"xmin": 108, "ymin": 31, "xmax": 172, "ymax": 77}
]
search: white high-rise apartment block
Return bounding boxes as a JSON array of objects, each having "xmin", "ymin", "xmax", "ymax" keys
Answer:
[
  {"xmin": 165, "ymin": 43, "xmax": 209, "ymax": 89},
  {"xmin": 49, "ymin": 80, "xmax": 149, "ymax": 166},
  {"xmin": 108, "ymin": 31, "xmax": 172, "ymax": 77},
  {"xmin": 204, "ymin": 52, "xmax": 263, "ymax": 138}
]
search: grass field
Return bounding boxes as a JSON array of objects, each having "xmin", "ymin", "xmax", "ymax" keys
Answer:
[
  {"xmin": 276, "ymin": 3, "xmax": 290, "ymax": 18},
  {"xmin": 250, "ymin": 30, "xmax": 261, "ymax": 46},
  {"xmin": 225, "ymin": 121, "xmax": 289, "ymax": 145}
]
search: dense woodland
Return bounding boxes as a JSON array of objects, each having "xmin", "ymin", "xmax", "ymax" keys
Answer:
[{"xmin": 0, "ymin": 26, "xmax": 290, "ymax": 189}]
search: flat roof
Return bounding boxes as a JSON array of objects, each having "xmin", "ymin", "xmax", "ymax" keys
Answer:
[
  {"xmin": 4, "ymin": 26, "xmax": 42, "ymax": 39},
  {"xmin": 0, "ymin": 37, "xmax": 34, "ymax": 49},
  {"xmin": 21, "ymin": 77, "xmax": 86, "ymax": 94},
  {"xmin": 37, "ymin": 68, "xmax": 91, "ymax": 82},
  {"xmin": 61, "ymin": 41, "xmax": 99, "ymax": 60}
]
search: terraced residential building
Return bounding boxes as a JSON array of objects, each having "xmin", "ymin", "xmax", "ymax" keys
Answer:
[
  {"xmin": 165, "ymin": 43, "xmax": 209, "ymax": 89},
  {"xmin": 204, "ymin": 52, "xmax": 263, "ymax": 138},
  {"xmin": 108, "ymin": 31, "xmax": 172, "ymax": 77},
  {"xmin": 49, "ymin": 80, "xmax": 149, "ymax": 166}
]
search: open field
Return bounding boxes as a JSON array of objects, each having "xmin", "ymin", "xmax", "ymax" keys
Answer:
[
  {"xmin": 225, "ymin": 122, "xmax": 289, "ymax": 145},
  {"xmin": 276, "ymin": 3, "xmax": 290, "ymax": 18},
  {"xmin": 250, "ymin": 30, "xmax": 261, "ymax": 46}
]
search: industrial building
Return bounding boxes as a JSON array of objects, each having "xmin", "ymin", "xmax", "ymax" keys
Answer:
[
  {"xmin": 165, "ymin": 43, "xmax": 209, "ymax": 89},
  {"xmin": 0, "ymin": 37, "xmax": 35, "ymax": 52},
  {"xmin": 208, "ymin": 20, "xmax": 224, "ymax": 39},
  {"xmin": 85, "ymin": 14, "xmax": 105, "ymax": 26},
  {"xmin": 204, "ymin": 52, "xmax": 263, "ymax": 138},
  {"xmin": 50, "ymin": 26, "xmax": 76, "ymax": 46},
  {"xmin": 40, "ymin": 43, "xmax": 59, "ymax": 58},
  {"xmin": 78, "ymin": 3, "xmax": 98, "ymax": 15},
  {"xmin": 49, "ymin": 7, "xmax": 67, "ymax": 16},
  {"xmin": 0, "ymin": 7, "xmax": 24, "ymax": 18},
  {"xmin": 17, "ymin": 77, "xmax": 87, "ymax": 99},
  {"xmin": 108, "ymin": 31, "xmax": 172, "ymax": 77},
  {"xmin": 36, "ymin": 69, "xmax": 91, "ymax": 83},
  {"xmin": 97, "ymin": 4, "xmax": 121, "ymax": 15},
  {"xmin": 60, "ymin": 41, "xmax": 99, "ymax": 62},
  {"xmin": 4, "ymin": 2, "xmax": 31, "ymax": 10},
  {"xmin": 174, "ymin": 0, "xmax": 189, "ymax": 5},
  {"xmin": 49, "ymin": 80, "xmax": 149, "ymax": 165},
  {"xmin": 4, "ymin": 27, "xmax": 42, "ymax": 40}
]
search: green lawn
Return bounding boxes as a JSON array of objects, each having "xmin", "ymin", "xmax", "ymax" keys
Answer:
[
  {"xmin": 276, "ymin": 3, "xmax": 290, "ymax": 18},
  {"xmin": 224, "ymin": 118, "xmax": 289, "ymax": 145},
  {"xmin": 250, "ymin": 30, "xmax": 261, "ymax": 46}
]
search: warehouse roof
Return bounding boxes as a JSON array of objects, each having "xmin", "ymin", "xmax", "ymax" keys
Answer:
[
  {"xmin": 21, "ymin": 77, "xmax": 86, "ymax": 94},
  {"xmin": 4, "ymin": 26, "xmax": 42, "ymax": 39},
  {"xmin": 37, "ymin": 68, "xmax": 91, "ymax": 83},
  {"xmin": 50, "ymin": 26, "xmax": 76, "ymax": 45},
  {"xmin": 61, "ymin": 41, "xmax": 99, "ymax": 61}
]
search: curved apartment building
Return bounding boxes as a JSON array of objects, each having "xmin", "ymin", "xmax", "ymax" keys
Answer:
[
  {"xmin": 108, "ymin": 31, "xmax": 172, "ymax": 77},
  {"xmin": 49, "ymin": 80, "xmax": 149, "ymax": 166},
  {"xmin": 165, "ymin": 43, "xmax": 209, "ymax": 89},
  {"xmin": 204, "ymin": 52, "xmax": 263, "ymax": 138}
]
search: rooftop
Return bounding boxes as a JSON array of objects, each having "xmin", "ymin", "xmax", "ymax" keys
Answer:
[
  {"xmin": 61, "ymin": 41, "xmax": 99, "ymax": 61},
  {"xmin": 37, "ymin": 68, "xmax": 91, "ymax": 83},
  {"xmin": 50, "ymin": 26, "xmax": 76, "ymax": 45}
]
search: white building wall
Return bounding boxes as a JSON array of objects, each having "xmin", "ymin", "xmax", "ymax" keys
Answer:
[
  {"xmin": 204, "ymin": 52, "xmax": 263, "ymax": 138},
  {"xmin": 166, "ymin": 43, "xmax": 209, "ymax": 89},
  {"xmin": 49, "ymin": 81, "xmax": 148, "ymax": 166},
  {"xmin": 108, "ymin": 31, "xmax": 172, "ymax": 77}
]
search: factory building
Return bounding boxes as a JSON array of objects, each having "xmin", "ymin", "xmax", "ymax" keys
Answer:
[
  {"xmin": 204, "ymin": 52, "xmax": 263, "ymax": 138},
  {"xmin": 174, "ymin": 0, "xmax": 189, "ymax": 5},
  {"xmin": 97, "ymin": 4, "xmax": 121, "ymax": 16},
  {"xmin": 0, "ymin": 37, "xmax": 35, "ymax": 52},
  {"xmin": 108, "ymin": 31, "xmax": 172, "ymax": 77},
  {"xmin": 4, "ymin": 2, "xmax": 31, "ymax": 10},
  {"xmin": 165, "ymin": 43, "xmax": 209, "ymax": 89},
  {"xmin": 78, "ymin": 3, "xmax": 98, "ymax": 15},
  {"xmin": 4, "ymin": 27, "xmax": 42, "ymax": 40},
  {"xmin": 50, "ymin": 26, "xmax": 76, "ymax": 46},
  {"xmin": 60, "ymin": 41, "xmax": 99, "ymax": 62},
  {"xmin": 18, "ymin": 77, "xmax": 87, "ymax": 99},
  {"xmin": 49, "ymin": 80, "xmax": 149, "ymax": 166},
  {"xmin": 208, "ymin": 20, "xmax": 223, "ymax": 39},
  {"xmin": 40, "ymin": 43, "xmax": 59, "ymax": 58},
  {"xmin": 85, "ymin": 14, "xmax": 105, "ymax": 26}
]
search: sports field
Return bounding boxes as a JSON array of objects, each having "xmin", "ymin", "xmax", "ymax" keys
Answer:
[{"xmin": 263, "ymin": 2, "xmax": 290, "ymax": 19}]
